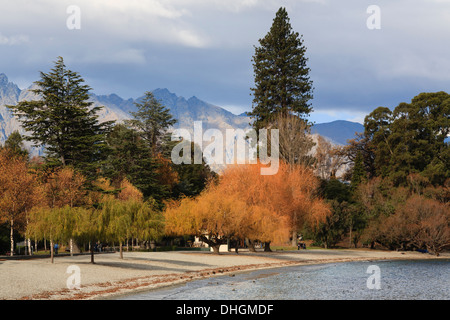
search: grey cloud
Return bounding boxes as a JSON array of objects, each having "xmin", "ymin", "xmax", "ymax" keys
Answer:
[{"xmin": 0, "ymin": 0, "xmax": 449, "ymax": 119}]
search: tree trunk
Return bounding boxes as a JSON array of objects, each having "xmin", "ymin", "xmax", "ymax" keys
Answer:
[
  {"xmin": 291, "ymin": 230, "xmax": 297, "ymax": 247},
  {"xmin": 199, "ymin": 235, "xmax": 225, "ymax": 255},
  {"xmin": 50, "ymin": 239, "xmax": 54, "ymax": 264},
  {"xmin": 119, "ymin": 242, "xmax": 123, "ymax": 259},
  {"xmin": 248, "ymin": 239, "xmax": 256, "ymax": 252},
  {"xmin": 90, "ymin": 245, "xmax": 95, "ymax": 264},
  {"xmin": 10, "ymin": 218, "xmax": 14, "ymax": 256},
  {"xmin": 211, "ymin": 245, "xmax": 220, "ymax": 254},
  {"xmin": 70, "ymin": 238, "xmax": 74, "ymax": 256},
  {"xmin": 264, "ymin": 242, "xmax": 272, "ymax": 252},
  {"xmin": 27, "ymin": 238, "xmax": 32, "ymax": 256},
  {"xmin": 349, "ymin": 220, "xmax": 353, "ymax": 248}
]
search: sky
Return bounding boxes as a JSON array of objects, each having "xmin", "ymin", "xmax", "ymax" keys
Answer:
[{"xmin": 1, "ymin": 0, "xmax": 450, "ymax": 124}]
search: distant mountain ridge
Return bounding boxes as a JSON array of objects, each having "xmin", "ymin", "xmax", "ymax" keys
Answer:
[
  {"xmin": 0, "ymin": 73, "xmax": 363, "ymax": 157},
  {"xmin": 311, "ymin": 120, "xmax": 364, "ymax": 145}
]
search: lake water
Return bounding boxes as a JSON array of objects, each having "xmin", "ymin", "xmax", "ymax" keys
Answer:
[{"xmin": 118, "ymin": 259, "xmax": 449, "ymax": 300}]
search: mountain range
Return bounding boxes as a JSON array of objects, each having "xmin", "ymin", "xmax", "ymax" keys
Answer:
[{"xmin": 0, "ymin": 73, "xmax": 364, "ymax": 158}]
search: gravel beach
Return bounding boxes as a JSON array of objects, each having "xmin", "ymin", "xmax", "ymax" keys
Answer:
[{"xmin": 0, "ymin": 249, "xmax": 447, "ymax": 300}]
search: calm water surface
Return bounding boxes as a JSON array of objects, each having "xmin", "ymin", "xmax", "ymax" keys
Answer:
[{"xmin": 119, "ymin": 259, "xmax": 449, "ymax": 300}]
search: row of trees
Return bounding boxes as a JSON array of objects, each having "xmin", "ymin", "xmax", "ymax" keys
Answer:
[
  {"xmin": 1, "ymin": 8, "xmax": 328, "ymax": 258},
  {"xmin": 1, "ymin": 7, "xmax": 448, "ymax": 259},
  {"xmin": 0, "ymin": 146, "xmax": 164, "ymax": 262},
  {"xmin": 0, "ymin": 56, "xmax": 214, "ymax": 260}
]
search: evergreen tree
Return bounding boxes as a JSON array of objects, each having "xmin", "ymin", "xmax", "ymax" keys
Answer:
[
  {"xmin": 358, "ymin": 92, "xmax": 449, "ymax": 186},
  {"xmin": 172, "ymin": 141, "xmax": 216, "ymax": 198},
  {"xmin": 249, "ymin": 7, "xmax": 313, "ymax": 130},
  {"xmin": 388, "ymin": 92, "xmax": 449, "ymax": 185},
  {"xmin": 363, "ymin": 107, "xmax": 393, "ymax": 177},
  {"xmin": 126, "ymin": 91, "xmax": 177, "ymax": 156},
  {"xmin": 3, "ymin": 131, "xmax": 28, "ymax": 159},
  {"xmin": 351, "ymin": 151, "xmax": 366, "ymax": 189},
  {"xmin": 8, "ymin": 57, "xmax": 113, "ymax": 178},
  {"xmin": 104, "ymin": 124, "xmax": 167, "ymax": 204}
]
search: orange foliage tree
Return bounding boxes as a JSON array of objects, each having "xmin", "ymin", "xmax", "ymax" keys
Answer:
[
  {"xmin": 41, "ymin": 167, "xmax": 86, "ymax": 209},
  {"xmin": 154, "ymin": 153, "xmax": 179, "ymax": 193},
  {"xmin": 218, "ymin": 162, "xmax": 330, "ymax": 248},
  {"xmin": 0, "ymin": 149, "xmax": 39, "ymax": 256},
  {"xmin": 363, "ymin": 194, "xmax": 449, "ymax": 255},
  {"xmin": 164, "ymin": 161, "xmax": 330, "ymax": 253}
]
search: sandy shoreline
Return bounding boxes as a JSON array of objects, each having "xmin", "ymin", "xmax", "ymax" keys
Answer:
[{"xmin": 0, "ymin": 249, "xmax": 448, "ymax": 300}]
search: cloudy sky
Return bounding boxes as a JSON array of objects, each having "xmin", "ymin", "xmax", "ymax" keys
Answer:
[{"xmin": 1, "ymin": 0, "xmax": 450, "ymax": 124}]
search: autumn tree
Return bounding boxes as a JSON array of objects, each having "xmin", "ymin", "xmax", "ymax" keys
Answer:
[
  {"xmin": 154, "ymin": 153, "xmax": 179, "ymax": 195},
  {"xmin": 73, "ymin": 206, "xmax": 102, "ymax": 263},
  {"xmin": 105, "ymin": 179, "xmax": 164, "ymax": 258},
  {"xmin": 28, "ymin": 206, "xmax": 78, "ymax": 263},
  {"xmin": 165, "ymin": 161, "xmax": 329, "ymax": 252},
  {"xmin": 42, "ymin": 167, "xmax": 86, "ymax": 209},
  {"xmin": 80, "ymin": 177, "xmax": 164, "ymax": 261},
  {"xmin": 362, "ymin": 194, "xmax": 449, "ymax": 255},
  {"xmin": 271, "ymin": 112, "xmax": 315, "ymax": 167},
  {"xmin": 38, "ymin": 167, "xmax": 86, "ymax": 255},
  {"xmin": 314, "ymin": 135, "xmax": 347, "ymax": 180},
  {"xmin": 220, "ymin": 162, "xmax": 330, "ymax": 248},
  {"xmin": 0, "ymin": 149, "xmax": 38, "ymax": 256}
]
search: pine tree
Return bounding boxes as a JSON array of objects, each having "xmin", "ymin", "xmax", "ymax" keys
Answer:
[
  {"xmin": 104, "ymin": 124, "xmax": 167, "ymax": 205},
  {"xmin": 249, "ymin": 7, "xmax": 313, "ymax": 130},
  {"xmin": 8, "ymin": 57, "xmax": 113, "ymax": 178},
  {"xmin": 126, "ymin": 91, "xmax": 177, "ymax": 156}
]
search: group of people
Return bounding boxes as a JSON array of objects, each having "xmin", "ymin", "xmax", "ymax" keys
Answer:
[{"xmin": 52, "ymin": 242, "xmax": 104, "ymax": 254}]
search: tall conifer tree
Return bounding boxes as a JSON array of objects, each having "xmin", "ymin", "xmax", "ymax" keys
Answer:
[
  {"xmin": 249, "ymin": 7, "xmax": 313, "ymax": 130},
  {"xmin": 8, "ymin": 57, "xmax": 113, "ymax": 178},
  {"xmin": 126, "ymin": 91, "xmax": 176, "ymax": 156}
]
